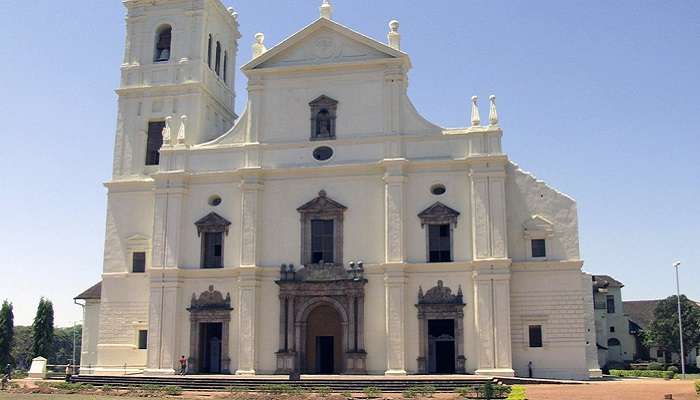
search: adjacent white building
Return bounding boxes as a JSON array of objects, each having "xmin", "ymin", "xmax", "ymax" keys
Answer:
[{"xmin": 76, "ymin": 0, "xmax": 601, "ymax": 380}]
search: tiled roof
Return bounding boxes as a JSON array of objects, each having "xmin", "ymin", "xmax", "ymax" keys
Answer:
[
  {"xmin": 74, "ymin": 281, "xmax": 102, "ymax": 300},
  {"xmin": 592, "ymin": 275, "xmax": 624, "ymax": 289}
]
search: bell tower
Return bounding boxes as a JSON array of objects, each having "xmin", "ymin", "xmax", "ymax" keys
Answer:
[{"xmin": 113, "ymin": 0, "xmax": 241, "ymax": 178}]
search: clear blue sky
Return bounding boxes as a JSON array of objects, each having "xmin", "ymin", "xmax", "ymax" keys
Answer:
[{"xmin": 1, "ymin": 1, "xmax": 698, "ymax": 327}]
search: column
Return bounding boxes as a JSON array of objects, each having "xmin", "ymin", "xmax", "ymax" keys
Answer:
[
  {"xmin": 236, "ymin": 268, "xmax": 259, "ymax": 375},
  {"xmin": 473, "ymin": 268, "xmax": 514, "ymax": 376},
  {"xmin": 470, "ymin": 164, "xmax": 508, "ymax": 259},
  {"xmin": 384, "ymin": 265, "xmax": 407, "ymax": 375}
]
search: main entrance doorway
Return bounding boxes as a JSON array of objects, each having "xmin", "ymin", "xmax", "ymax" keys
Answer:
[
  {"xmin": 428, "ymin": 319, "xmax": 455, "ymax": 374},
  {"xmin": 305, "ymin": 305, "xmax": 342, "ymax": 374},
  {"xmin": 199, "ymin": 322, "xmax": 222, "ymax": 373}
]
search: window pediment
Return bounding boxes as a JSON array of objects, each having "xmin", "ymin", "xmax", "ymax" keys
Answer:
[
  {"xmin": 195, "ymin": 212, "xmax": 231, "ymax": 236},
  {"xmin": 417, "ymin": 280, "xmax": 464, "ymax": 305},
  {"xmin": 297, "ymin": 190, "xmax": 347, "ymax": 215},
  {"xmin": 418, "ymin": 202, "xmax": 460, "ymax": 227},
  {"xmin": 523, "ymin": 215, "xmax": 554, "ymax": 239},
  {"xmin": 187, "ymin": 285, "xmax": 232, "ymax": 311}
]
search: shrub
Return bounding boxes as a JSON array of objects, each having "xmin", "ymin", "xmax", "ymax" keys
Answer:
[
  {"xmin": 363, "ymin": 386, "xmax": 381, "ymax": 399},
  {"xmin": 647, "ymin": 362, "xmax": 665, "ymax": 371},
  {"xmin": 607, "ymin": 361, "xmax": 628, "ymax": 370},
  {"xmin": 610, "ymin": 369, "xmax": 675, "ymax": 379},
  {"xmin": 163, "ymin": 385, "xmax": 182, "ymax": 396},
  {"xmin": 455, "ymin": 383, "xmax": 511, "ymax": 399},
  {"xmin": 402, "ymin": 387, "xmax": 418, "ymax": 399},
  {"xmin": 50, "ymin": 382, "xmax": 94, "ymax": 393},
  {"xmin": 507, "ymin": 386, "xmax": 527, "ymax": 400},
  {"xmin": 694, "ymin": 380, "xmax": 699, "ymax": 396},
  {"xmin": 341, "ymin": 390, "xmax": 353, "ymax": 399},
  {"xmin": 101, "ymin": 384, "xmax": 113, "ymax": 393},
  {"xmin": 317, "ymin": 386, "xmax": 332, "ymax": 396},
  {"xmin": 667, "ymin": 365, "xmax": 679, "ymax": 373}
]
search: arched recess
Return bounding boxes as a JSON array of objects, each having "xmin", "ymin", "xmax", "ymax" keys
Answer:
[
  {"xmin": 154, "ymin": 24, "xmax": 172, "ymax": 62},
  {"xmin": 298, "ymin": 297, "xmax": 348, "ymax": 374}
]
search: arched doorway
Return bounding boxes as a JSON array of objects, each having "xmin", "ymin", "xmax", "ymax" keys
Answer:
[
  {"xmin": 305, "ymin": 305, "xmax": 343, "ymax": 374},
  {"xmin": 607, "ymin": 337, "xmax": 622, "ymax": 363}
]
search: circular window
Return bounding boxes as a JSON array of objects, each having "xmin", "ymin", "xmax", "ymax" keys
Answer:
[
  {"xmin": 208, "ymin": 195, "xmax": 222, "ymax": 207},
  {"xmin": 430, "ymin": 184, "xmax": 446, "ymax": 196},
  {"xmin": 313, "ymin": 146, "xmax": 334, "ymax": 161}
]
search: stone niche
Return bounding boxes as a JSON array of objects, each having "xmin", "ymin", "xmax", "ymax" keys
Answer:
[{"xmin": 275, "ymin": 263, "xmax": 367, "ymax": 374}]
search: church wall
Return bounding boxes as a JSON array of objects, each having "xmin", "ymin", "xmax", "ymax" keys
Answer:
[
  {"xmin": 505, "ymin": 163, "xmax": 580, "ymax": 262},
  {"xmin": 258, "ymin": 68, "xmax": 387, "ymax": 143},
  {"xmin": 103, "ymin": 191, "xmax": 154, "ymax": 273},
  {"xmin": 404, "ymin": 172, "xmax": 472, "ymax": 263},
  {"xmin": 259, "ymin": 175, "xmax": 385, "ymax": 267},
  {"xmin": 510, "ymin": 265, "xmax": 588, "ymax": 379},
  {"xmin": 363, "ymin": 269, "xmax": 388, "ymax": 374},
  {"xmin": 80, "ymin": 299, "xmax": 101, "ymax": 370},
  {"xmin": 179, "ymin": 183, "xmax": 241, "ymax": 269},
  {"xmin": 256, "ymin": 271, "xmax": 280, "ymax": 373}
]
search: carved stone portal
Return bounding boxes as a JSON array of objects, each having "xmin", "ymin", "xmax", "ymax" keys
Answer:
[
  {"xmin": 275, "ymin": 263, "xmax": 366, "ymax": 374},
  {"xmin": 416, "ymin": 281, "xmax": 466, "ymax": 374},
  {"xmin": 187, "ymin": 286, "xmax": 233, "ymax": 373}
]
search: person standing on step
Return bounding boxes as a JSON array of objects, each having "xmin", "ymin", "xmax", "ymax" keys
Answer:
[{"xmin": 179, "ymin": 355, "xmax": 187, "ymax": 375}]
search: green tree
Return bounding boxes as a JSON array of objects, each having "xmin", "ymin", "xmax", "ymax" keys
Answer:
[
  {"xmin": 0, "ymin": 300, "xmax": 14, "ymax": 367},
  {"xmin": 11, "ymin": 326, "xmax": 32, "ymax": 369},
  {"xmin": 52, "ymin": 325, "xmax": 81, "ymax": 365},
  {"xmin": 31, "ymin": 298, "xmax": 54, "ymax": 358},
  {"xmin": 644, "ymin": 295, "xmax": 700, "ymax": 365}
]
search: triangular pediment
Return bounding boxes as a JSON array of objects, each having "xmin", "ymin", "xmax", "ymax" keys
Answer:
[
  {"xmin": 418, "ymin": 202, "xmax": 460, "ymax": 227},
  {"xmin": 297, "ymin": 190, "xmax": 347, "ymax": 214},
  {"xmin": 194, "ymin": 212, "xmax": 231, "ymax": 236},
  {"xmin": 523, "ymin": 215, "xmax": 554, "ymax": 231},
  {"xmin": 242, "ymin": 18, "xmax": 408, "ymax": 71}
]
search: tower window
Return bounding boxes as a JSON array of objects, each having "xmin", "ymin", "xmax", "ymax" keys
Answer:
[
  {"xmin": 132, "ymin": 252, "xmax": 146, "ymax": 273},
  {"xmin": 531, "ymin": 239, "xmax": 546, "ymax": 258},
  {"xmin": 138, "ymin": 330, "xmax": 148, "ymax": 349},
  {"xmin": 207, "ymin": 35, "xmax": 213, "ymax": 68},
  {"xmin": 529, "ymin": 325, "xmax": 543, "ymax": 348},
  {"xmin": 606, "ymin": 295, "xmax": 616, "ymax": 314},
  {"xmin": 215, "ymin": 42, "xmax": 222, "ymax": 76},
  {"xmin": 145, "ymin": 121, "xmax": 165, "ymax": 165},
  {"xmin": 154, "ymin": 25, "xmax": 172, "ymax": 62},
  {"xmin": 223, "ymin": 51, "xmax": 228, "ymax": 82}
]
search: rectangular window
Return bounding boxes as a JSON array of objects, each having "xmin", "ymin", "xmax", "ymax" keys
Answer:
[
  {"xmin": 145, "ymin": 121, "xmax": 165, "ymax": 166},
  {"xmin": 138, "ymin": 330, "xmax": 148, "ymax": 349},
  {"xmin": 606, "ymin": 295, "xmax": 615, "ymax": 314},
  {"xmin": 528, "ymin": 325, "xmax": 543, "ymax": 348},
  {"xmin": 531, "ymin": 239, "xmax": 546, "ymax": 258},
  {"xmin": 132, "ymin": 252, "xmax": 146, "ymax": 273},
  {"xmin": 610, "ymin": 326, "xmax": 615, "ymax": 333},
  {"xmin": 428, "ymin": 224, "xmax": 452, "ymax": 263},
  {"xmin": 311, "ymin": 219, "xmax": 334, "ymax": 264},
  {"xmin": 202, "ymin": 232, "xmax": 223, "ymax": 268}
]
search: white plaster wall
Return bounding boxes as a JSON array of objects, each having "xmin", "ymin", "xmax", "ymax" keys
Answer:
[
  {"xmin": 510, "ymin": 265, "xmax": 589, "ymax": 379},
  {"xmin": 103, "ymin": 191, "xmax": 154, "ymax": 274},
  {"xmin": 506, "ymin": 163, "xmax": 580, "ymax": 262},
  {"xmin": 405, "ymin": 172, "xmax": 471, "ymax": 263},
  {"xmin": 179, "ymin": 183, "xmax": 241, "ymax": 269},
  {"xmin": 80, "ymin": 300, "xmax": 101, "ymax": 369},
  {"xmin": 259, "ymin": 175, "xmax": 384, "ymax": 267}
]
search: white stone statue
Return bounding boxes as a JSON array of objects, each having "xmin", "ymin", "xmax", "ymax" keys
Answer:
[
  {"xmin": 162, "ymin": 116, "xmax": 173, "ymax": 145},
  {"xmin": 388, "ymin": 20, "xmax": 401, "ymax": 50},
  {"xmin": 177, "ymin": 115, "xmax": 187, "ymax": 144},
  {"xmin": 252, "ymin": 33, "xmax": 267, "ymax": 59},
  {"xmin": 489, "ymin": 95, "xmax": 499, "ymax": 126},
  {"xmin": 470, "ymin": 96, "xmax": 481, "ymax": 126}
]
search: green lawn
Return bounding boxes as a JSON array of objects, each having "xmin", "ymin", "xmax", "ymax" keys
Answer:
[
  {"xmin": 0, "ymin": 394, "xmax": 164, "ymax": 400},
  {"xmin": 675, "ymin": 373, "xmax": 700, "ymax": 380}
]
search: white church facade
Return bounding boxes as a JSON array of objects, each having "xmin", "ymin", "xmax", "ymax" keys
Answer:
[{"xmin": 76, "ymin": 0, "xmax": 601, "ymax": 380}]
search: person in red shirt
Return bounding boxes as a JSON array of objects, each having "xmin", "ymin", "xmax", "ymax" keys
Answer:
[{"xmin": 179, "ymin": 356, "xmax": 187, "ymax": 375}]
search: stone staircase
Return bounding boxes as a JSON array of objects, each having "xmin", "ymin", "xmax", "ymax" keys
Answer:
[{"xmin": 71, "ymin": 375, "xmax": 501, "ymax": 392}]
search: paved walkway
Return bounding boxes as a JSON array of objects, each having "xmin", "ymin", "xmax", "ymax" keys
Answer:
[{"xmin": 524, "ymin": 379, "xmax": 697, "ymax": 400}]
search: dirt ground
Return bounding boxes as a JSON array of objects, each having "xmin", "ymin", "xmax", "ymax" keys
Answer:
[{"xmin": 523, "ymin": 379, "xmax": 698, "ymax": 400}]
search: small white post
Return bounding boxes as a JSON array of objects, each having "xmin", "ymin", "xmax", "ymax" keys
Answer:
[{"xmin": 471, "ymin": 96, "xmax": 481, "ymax": 127}]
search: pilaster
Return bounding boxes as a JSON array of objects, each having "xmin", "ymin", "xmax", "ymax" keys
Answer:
[
  {"xmin": 145, "ymin": 269, "xmax": 183, "ymax": 374},
  {"xmin": 382, "ymin": 160, "xmax": 407, "ymax": 264},
  {"xmin": 473, "ymin": 263, "xmax": 514, "ymax": 377},
  {"xmin": 246, "ymin": 76, "xmax": 264, "ymax": 144},
  {"xmin": 239, "ymin": 172, "xmax": 263, "ymax": 267},
  {"xmin": 470, "ymin": 162, "xmax": 508, "ymax": 259},
  {"xmin": 383, "ymin": 264, "xmax": 407, "ymax": 375},
  {"xmin": 151, "ymin": 173, "xmax": 189, "ymax": 270},
  {"xmin": 236, "ymin": 268, "xmax": 260, "ymax": 375}
]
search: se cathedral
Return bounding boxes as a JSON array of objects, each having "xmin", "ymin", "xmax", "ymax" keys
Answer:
[{"xmin": 75, "ymin": 0, "xmax": 602, "ymax": 380}]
